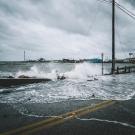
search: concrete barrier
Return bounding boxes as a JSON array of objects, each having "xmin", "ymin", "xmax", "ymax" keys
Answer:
[{"xmin": 0, "ymin": 78, "xmax": 51, "ymax": 87}]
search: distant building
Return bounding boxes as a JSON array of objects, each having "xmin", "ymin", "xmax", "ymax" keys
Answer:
[
  {"xmin": 38, "ymin": 58, "xmax": 46, "ymax": 62},
  {"xmin": 62, "ymin": 59, "xmax": 83, "ymax": 63},
  {"xmin": 83, "ymin": 58, "xmax": 102, "ymax": 63}
]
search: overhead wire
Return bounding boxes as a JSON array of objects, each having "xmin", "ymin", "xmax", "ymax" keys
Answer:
[
  {"xmin": 98, "ymin": 0, "xmax": 135, "ymax": 20},
  {"xmin": 115, "ymin": 12, "xmax": 128, "ymax": 58},
  {"xmin": 97, "ymin": 0, "xmax": 111, "ymax": 4},
  {"xmin": 115, "ymin": 0, "xmax": 131, "ymax": 58},
  {"xmin": 116, "ymin": 3, "xmax": 135, "ymax": 20},
  {"xmin": 115, "ymin": 1, "xmax": 135, "ymax": 17},
  {"xmin": 97, "ymin": 0, "xmax": 135, "ymax": 59}
]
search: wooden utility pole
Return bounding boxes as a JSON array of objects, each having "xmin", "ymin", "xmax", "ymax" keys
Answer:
[{"xmin": 112, "ymin": 0, "xmax": 115, "ymax": 74}]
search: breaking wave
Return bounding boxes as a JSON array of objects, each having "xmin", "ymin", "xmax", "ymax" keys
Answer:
[
  {"xmin": 15, "ymin": 63, "xmax": 102, "ymax": 80},
  {"xmin": 0, "ymin": 62, "xmax": 135, "ymax": 103},
  {"xmin": 16, "ymin": 66, "xmax": 58, "ymax": 80},
  {"xmin": 64, "ymin": 63, "xmax": 101, "ymax": 79}
]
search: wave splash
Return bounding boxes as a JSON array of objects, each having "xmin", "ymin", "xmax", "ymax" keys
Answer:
[
  {"xmin": 15, "ymin": 63, "xmax": 101, "ymax": 80},
  {"xmin": 16, "ymin": 66, "xmax": 57, "ymax": 80},
  {"xmin": 1, "ymin": 63, "xmax": 134, "ymax": 103}
]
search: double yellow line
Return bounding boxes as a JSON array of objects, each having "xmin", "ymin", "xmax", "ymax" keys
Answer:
[{"xmin": 1, "ymin": 100, "xmax": 116, "ymax": 135}]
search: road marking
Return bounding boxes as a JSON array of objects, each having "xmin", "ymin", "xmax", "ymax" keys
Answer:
[{"xmin": 0, "ymin": 100, "xmax": 116, "ymax": 135}]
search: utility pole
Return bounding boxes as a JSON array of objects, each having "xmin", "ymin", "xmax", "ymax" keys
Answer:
[
  {"xmin": 112, "ymin": 0, "xmax": 115, "ymax": 74},
  {"xmin": 101, "ymin": 53, "xmax": 104, "ymax": 75},
  {"xmin": 24, "ymin": 51, "xmax": 26, "ymax": 61}
]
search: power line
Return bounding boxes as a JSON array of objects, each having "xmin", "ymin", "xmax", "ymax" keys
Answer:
[
  {"xmin": 97, "ymin": 0, "xmax": 111, "ymax": 4},
  {"xmin": 98, "ymin": 0, "xmax": 135, "ymax": 20},
  {"xmin": 115, "ymin": 1, "xmax": 135, "ymax": 17},
  {"xmin": 115, "ymin": 3, "xmax": 135, "ymax": 20}
]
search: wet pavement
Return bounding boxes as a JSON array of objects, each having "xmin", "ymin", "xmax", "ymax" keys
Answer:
[{"xmin": 0, "ymin": 99, "xmax": 135, "ymax": 135}]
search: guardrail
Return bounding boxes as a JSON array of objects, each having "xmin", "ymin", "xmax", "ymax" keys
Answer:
[{"xmin": 115, "ymin": 66, "xmax": 135, "ymax": 74}]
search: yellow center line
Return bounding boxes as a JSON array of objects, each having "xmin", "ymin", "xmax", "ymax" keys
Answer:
[{"xmin": 0, "ymin": 100, "xmax": 116, "ymax": 135}]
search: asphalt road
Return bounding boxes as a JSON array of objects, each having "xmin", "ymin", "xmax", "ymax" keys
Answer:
[{"xmin": 0, "ymin": 99, "xmax": 135, "ymax": 135}]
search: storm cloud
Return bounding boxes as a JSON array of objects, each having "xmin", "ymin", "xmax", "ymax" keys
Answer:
[{"xmin": 0, "ymin": 0, "xmax": 135, "ymax": 60}]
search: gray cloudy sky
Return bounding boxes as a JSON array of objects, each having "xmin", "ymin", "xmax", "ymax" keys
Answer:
[{"xmin": 0, "ymin": 0, "xmax": 135, "ymax": 61}]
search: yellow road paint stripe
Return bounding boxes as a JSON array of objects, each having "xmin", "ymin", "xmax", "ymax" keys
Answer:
[{"xmin": 0, "ymin": 100, "xmax": 116, "ymax": 135}]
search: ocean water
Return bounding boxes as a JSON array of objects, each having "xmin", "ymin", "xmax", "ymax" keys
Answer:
[{"xmin": 0, "ymin": 61, "xmax": 135, "ymax": 104}]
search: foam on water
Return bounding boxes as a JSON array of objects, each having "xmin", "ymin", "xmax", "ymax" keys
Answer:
[
  {"xmin": 64, "ymin": 63, "xmax": 101, "ymax": 79},
  {"xmin": 1, "ymin": 62, "xmax": 135, "ymax": 120},
  {"xmin": 0, "ymin": 63, "xmax": 135, "ymax": 104},
  {"xmin": 0, "ymin": 71, "xmax": 14, "ymax": 78},
  {"xmin": 76, "ymin": 117, "xmax": 135, "ymax": 129},
  {"xmin": 15, "ymin": 66, "xmax": 58, "ymax": 80},
  {"xmin": 15, "ymin": 63, "xmax": 101, "ymax": 80}
]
